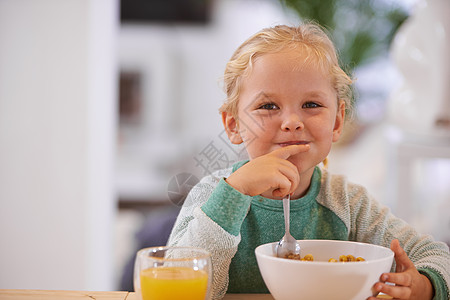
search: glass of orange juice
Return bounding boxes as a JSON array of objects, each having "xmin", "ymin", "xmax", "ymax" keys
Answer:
[{"xmin": 134, "ymin": 246, "xmax": 212, "ymax": 300}]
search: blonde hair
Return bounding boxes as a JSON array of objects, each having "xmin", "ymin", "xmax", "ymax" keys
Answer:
[{"xmin": 220, "ymin": 23, "xmax": 354, "ymax": 119}]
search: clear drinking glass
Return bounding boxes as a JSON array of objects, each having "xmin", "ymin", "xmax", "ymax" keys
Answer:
[{"xmin": 134, "ymin": 246, "xmax": 212, "ymax": 300}]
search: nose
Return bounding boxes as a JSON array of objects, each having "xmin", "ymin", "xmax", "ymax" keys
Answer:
[{"xmin": 281, "ymin": 113, "xmax": 303, "ymax": 131}]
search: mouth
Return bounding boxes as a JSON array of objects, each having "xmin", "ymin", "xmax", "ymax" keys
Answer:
[{"xmin": 277, "ymin": 141, "xmax": 310, "ymax": 147}]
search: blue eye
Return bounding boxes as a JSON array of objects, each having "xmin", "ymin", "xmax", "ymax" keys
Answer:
[
  {"xmin": 258, "ymin": 103, "xmax": 279, "ymax": 110},
  {"xmin": 302, "ymin": 102, "xmax": 321, "ymax": 108}
]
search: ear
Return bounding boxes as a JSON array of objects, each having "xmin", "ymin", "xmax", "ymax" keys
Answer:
[
  {"xmin": 222, "ymin": 111, "xmax": 243, "ymax": 145},
  {"xmin": 332, "ymin": 100, "xmax": 346, "ymax": 142}
]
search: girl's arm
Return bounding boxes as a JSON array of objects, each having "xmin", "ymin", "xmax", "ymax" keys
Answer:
[
  {"xmin": 346, "ymin": 185, "xmax": 450, "ymax": 299},
  {"xmin": 369, "ymin": 239, "xmax": 435, "ymax": 300},
  {"xmin": 167, "ymin": 172, "xmax": 252, "ymax": 299}
]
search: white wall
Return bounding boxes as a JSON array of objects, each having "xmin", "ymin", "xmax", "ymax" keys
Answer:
[{"xmin": 0, "ymin": 0, "xmax": 118, "ymax": 290}]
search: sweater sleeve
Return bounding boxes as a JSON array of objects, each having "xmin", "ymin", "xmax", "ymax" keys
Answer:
[
  {"xmin": 167, "ymin": 169, "xmax": 251, "ymax": 299},
  {"xmin": 349, "ymin": 187, "xmax": 450, "ymax": 300},
  {"xmin": 351, "ymin": 191, "xmax": 449, "ymax": 299},
  {"xmin": 318, "ymin": 170, "xmax": 450, "ymax": 299},
  {"xmin": 201, "ymin": 178, "xmax": 252, "ymax": 236},
  {"xmin": 358, "ymin": 198, "xmax": 449, "ymax": 299}
]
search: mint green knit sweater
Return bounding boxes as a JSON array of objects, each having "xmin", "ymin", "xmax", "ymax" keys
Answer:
[{"xmin": 167, "ymin": 161, "xmax": 450, "ymax": 299}]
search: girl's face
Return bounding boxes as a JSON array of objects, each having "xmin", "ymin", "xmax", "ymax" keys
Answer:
[{"xmin": 223, "ymin": 50, "xmax": 345, "ymax": 177}]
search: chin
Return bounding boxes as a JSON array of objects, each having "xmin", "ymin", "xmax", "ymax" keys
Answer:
[
  {"xmin": 289, "ymin": 156, "xmax": 321, "ymax": 174},
  {"xmin": 287, "ymin": 156, "xmax": 305, "ymax": 169}
]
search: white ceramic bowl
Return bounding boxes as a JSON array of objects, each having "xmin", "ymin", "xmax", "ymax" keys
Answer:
[{"xmin": 255, "ymin": 240, "xmax": 394, "ymax": 300}]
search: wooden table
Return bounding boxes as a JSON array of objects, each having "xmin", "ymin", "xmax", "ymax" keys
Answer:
[
  {"xmin": 0, "ymin": 290, "xmax": 270, "ymax": 299},
  {"xmin": 0, "ymin": 289, "xmax": 392, "ymax": 299}
]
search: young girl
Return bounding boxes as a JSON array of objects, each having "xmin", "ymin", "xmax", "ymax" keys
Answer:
[{"xmin": 167, "ymin": 23, "xmax": 450, "ymax": 299}]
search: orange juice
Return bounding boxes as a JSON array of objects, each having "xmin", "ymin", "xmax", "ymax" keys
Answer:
[{"xmin": 140, "ymin": 266, "xmax": 208, "ymax": 300}]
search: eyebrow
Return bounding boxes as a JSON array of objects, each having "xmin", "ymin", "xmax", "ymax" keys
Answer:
[
  {"xmin": 303, "ymin": 91, "xmax": 328, "ymax": 99},
  {"xmin": 253, "ymin": 90, "xmax": 328, "ymax": 102},
  {"xmin": 252, "ymin": 91, "xmax": 271, "ymax": 102}
]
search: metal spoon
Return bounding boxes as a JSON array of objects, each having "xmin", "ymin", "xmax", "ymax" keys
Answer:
[{"xmin": 275, "ymin": 194, "xmax": 301, "ymax": 258}]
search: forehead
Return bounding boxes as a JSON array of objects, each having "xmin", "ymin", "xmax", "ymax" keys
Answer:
[
  {"xmin": 243, "ymin": 50, "xmax": 334, "ymax": 91},
  {"xmin": 252, "ymin": 43, "xmax": 331, "ymax": 71}
]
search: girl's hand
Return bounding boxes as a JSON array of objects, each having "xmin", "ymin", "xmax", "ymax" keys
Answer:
[
  {"xmin": 367, "ymin": 239, "xmax": 434, "ymax": 300},
  {"xmin": 225, "ymin": 144, "xmax": 309, "ymax": 198}
]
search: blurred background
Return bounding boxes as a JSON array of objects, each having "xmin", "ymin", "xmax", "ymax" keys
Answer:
[{"xmin": 0, "ymin": 0, "xmax": 449, "ymax": 292}]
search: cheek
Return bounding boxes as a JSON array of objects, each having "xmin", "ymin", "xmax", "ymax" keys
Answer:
[
  {"xmin": 318, "ymin": 126, "xmax": 335, "ymax": 140},
  {"xmin": 240, "ymin": 124, "xmax": 277, "ymax": 159},
  {"xmin": 314, "ymin": 129, "xmax": 334, "ymax": 157},
  {"xmin": 308, "ymin": 119, "xmax": 335, "ymax": 153},
  {"xmin": 309, "ymin": 116, "xmax": 335, "ymax": 138},
  {"xmin": 239, "ymin": 116, "xmax": 275, "ymax": 141},
  {"xmin": 238, "ymin": 125, "xmax": 255, "ymax": 143}
]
